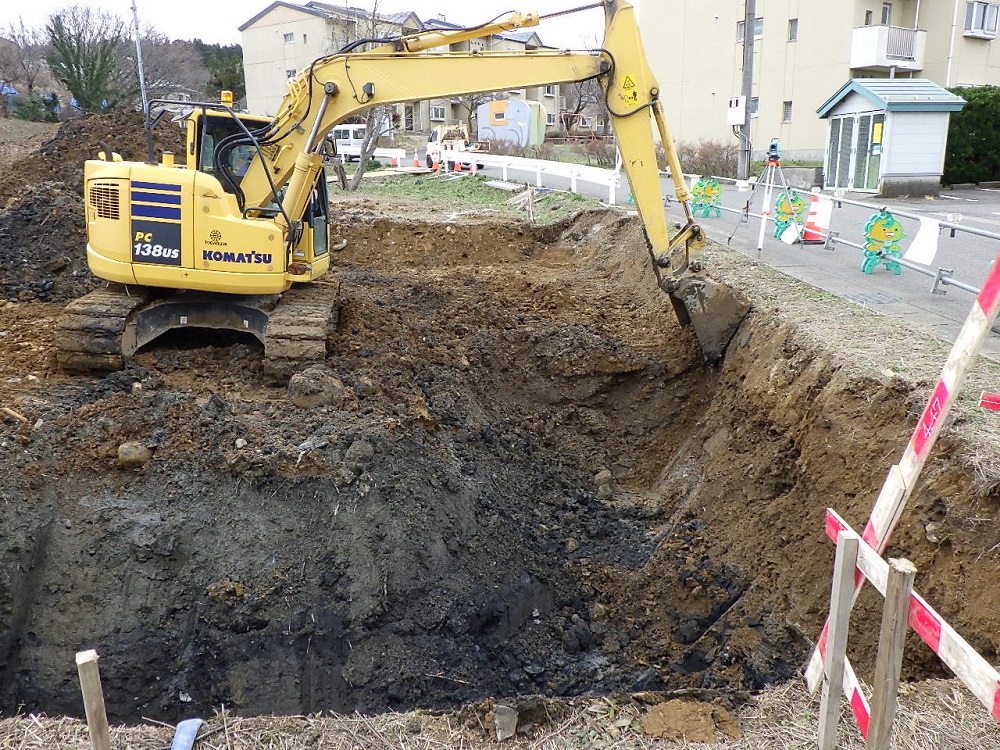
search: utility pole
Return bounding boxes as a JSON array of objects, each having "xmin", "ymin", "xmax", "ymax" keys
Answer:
[
  {"xmin": 738, "ymin": 0, "xmax": 755, "ymax": 180},
  {"xmin": 131, "ymin": 0, "xmax": 149, "ymax": 114}
]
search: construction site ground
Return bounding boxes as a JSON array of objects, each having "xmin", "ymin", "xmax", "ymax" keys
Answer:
[{"xmin": 2, "ymin": 115, "xmax": 1000, "ymax": 748}]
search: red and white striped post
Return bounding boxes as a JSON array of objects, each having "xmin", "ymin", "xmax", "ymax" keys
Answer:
[
  {"xmin": 824, "ymin": 509, "xmax": 1000, "ymax": 724},
  {"xmin": 806, "ymin": 253, "xmax": 1000, "ymax": 693}
]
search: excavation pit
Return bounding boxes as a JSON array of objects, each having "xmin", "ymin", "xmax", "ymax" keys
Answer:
[{"xmin": 2, "ymin": 202, "xmax": 999, "ymax": 727}]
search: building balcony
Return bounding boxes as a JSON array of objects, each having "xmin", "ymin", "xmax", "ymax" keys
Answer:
[{"xmin": 850, "ymin": 25, "xmax": 926, "ymax": 72}]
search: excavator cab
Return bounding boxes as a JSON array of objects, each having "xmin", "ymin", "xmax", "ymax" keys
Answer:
[{"xmin": 193, "ymin": 112, "xmax": 267, "ymax": 189}]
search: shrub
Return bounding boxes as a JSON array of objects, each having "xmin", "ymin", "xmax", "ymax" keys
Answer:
[
  {"xmin": 675, "ymin": 138, "xmax": 740, "ymax": 179},
  {"xmin": 944, "ymin": 85, "xmax": 1000, "ymax": 185},
  {"xmin": 572, "ymin": 138, "xmax": 615, "ymax": 168},
  {"xmin": 13, "ymin": 94, "xmax": 60, "ymax": 122}
]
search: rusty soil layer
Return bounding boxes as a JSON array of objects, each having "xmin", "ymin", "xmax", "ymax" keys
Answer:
[{"xmin": 1, "ymin": 206, "xmax": 998, "ymax": 723}]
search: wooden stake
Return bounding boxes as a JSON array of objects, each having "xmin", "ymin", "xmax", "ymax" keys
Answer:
[
  {"xmin": 818, "ymin": 530, "xmax": 860, "ymax": 750},
  {"xmin": 867, "ymin": 558, "xmax": 916, "ymax": 750},
  {"xmin": 76, "ymin": 650, "xmax": 112, "ymax": 750},
  {"xmin": 2, "ymin": 406, "xmax": 30, "ymax": 424}
]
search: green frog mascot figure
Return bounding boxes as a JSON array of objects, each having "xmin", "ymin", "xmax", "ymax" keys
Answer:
[{"xmin": 862, "ymin": 209, "xmax": 904, "ymax": 275}]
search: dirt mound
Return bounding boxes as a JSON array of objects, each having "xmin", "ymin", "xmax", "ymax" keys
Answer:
[
  {"xmin": 0, "ymin": 111, "xmax": 186, "ymax": 207},
  {"xmin": 0, "ymin": 182, "xmax": 93, "ymax": 302},
  {"xmin": 0, "ymin": 112, "xmax": 186, "ymax": 303}
]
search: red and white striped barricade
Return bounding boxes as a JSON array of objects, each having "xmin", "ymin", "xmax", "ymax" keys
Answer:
[
  {"xmin": 824, "ymin": 509, "xmax": 1000, "ymax": 724},
  {"xmin": 806, "ymin": 253, "xmax": 1000, "ymax": 694}
]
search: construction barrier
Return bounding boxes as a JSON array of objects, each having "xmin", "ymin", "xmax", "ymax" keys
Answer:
[
  {"xmin": 820, "ymin": 509, "xmax": 1000, "ymax": 742},
  {"xmin": 802, "ymin": 193, "xmax": 831, "ymax": 244},
  {"xmin": 805, "ymin": 251, "xmax": 1000, "ymax": 693},
  {"xmin": 981, "ymin": 391, "xmax": 1000, "ymax": 411}
]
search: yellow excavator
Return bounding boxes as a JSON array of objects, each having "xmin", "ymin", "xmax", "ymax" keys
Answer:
[{"xmin": 56, "ymin": 0, "xmax": 749, "ymax": 378}]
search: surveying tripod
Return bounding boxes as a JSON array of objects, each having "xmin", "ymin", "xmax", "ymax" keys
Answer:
[{"xmin": 728, "ymin": 139, "xmax": 803, "ymax": 254}]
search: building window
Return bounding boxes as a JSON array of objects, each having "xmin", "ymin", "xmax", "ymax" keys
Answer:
[
  {"xmin": 546, "ymin": 113, "xmax": 556, "ymax": 126},
  {"xmin": 749, "ymin": 97, "xmax": 759, "ymax": 118},
  {"xmin": 543, "ymin": 85, "xmax": 556, "ymax": 97},
  {"xmin": 966, "ymin": 1, "xmax": 999, "ymax": 37},
  {"xmin": 881, "ymin": 2, "xmax": 892, "ymax": 25},
  {"xmin": 283, "ymin": 32, "xmax": 294, "ymax": 43},
  {"xmin": 787, "ymin": 18, "xmax": 798, "ymax": 41},
  {"xmin": 737, "ymin": 17, "xmax": 764, "ymax": 42},
  {"xmin": 285, "ymin": 69, "xmax": 296, "ymax": 78},
  {"xmin": 430, "ymin": 105, "xmax": 446, "ymax": 121},
  {"xmin": 782, "ymin": 101, "xmax": 793, "ymax": 122},
  {"xmin": 579, "ymin": 116, "xmax": 591, "ymax": 127},
  {"xmin": 864, "ymin": 10, "xmax": 873, "ymax": 25}
]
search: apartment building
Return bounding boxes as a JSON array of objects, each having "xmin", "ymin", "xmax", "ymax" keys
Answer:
[
  {"xmin": 239, "ymin": 2, "xmax": 561, "ymax": 133},
  {"xmin": 637, "ymin": 0, "xmax": 1000, "ymax": 160}
]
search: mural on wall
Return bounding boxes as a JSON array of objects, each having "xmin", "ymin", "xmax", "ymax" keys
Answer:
[{"xmin": 477, "ymin": 99, "xmax": 546, "ymax": 147}]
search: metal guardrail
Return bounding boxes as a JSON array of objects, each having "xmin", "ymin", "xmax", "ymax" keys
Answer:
[{"xmin": 692, "ymin": 174, "xmax": 993, "ymax": 300}]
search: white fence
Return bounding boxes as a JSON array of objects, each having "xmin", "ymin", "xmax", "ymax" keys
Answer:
[{"xmin": 332, "ymin": 147, "xmax": 628, "ymax": 204}]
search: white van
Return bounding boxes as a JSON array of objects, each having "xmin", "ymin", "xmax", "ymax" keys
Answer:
[{"xmin": 327, "ymin": 124, "xmax": 367, "ymax": 162}]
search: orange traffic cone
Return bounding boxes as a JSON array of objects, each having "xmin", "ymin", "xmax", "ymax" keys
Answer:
[
  {"xmin": 390, "ymin": 155, "xmax": 398, "ymax": 167},
  {"xmin": 431, "ymin": 154, "xmax": 440, "ymax": 171},
  {"xmin": 412, "ymin": 151, "xmax": 420, "ymax": 168},
  {"xmin": 802, "ymin": 194, "xmax": 831, "ymax": 244},
  {"xmin": 453, "ymin": 160, "xmax": 462, "ymax": 173}
]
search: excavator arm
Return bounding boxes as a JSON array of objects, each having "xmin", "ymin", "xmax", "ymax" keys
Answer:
[{"xmin": 225, "ymin": 0, "xmax": 749, "ymax": 361}]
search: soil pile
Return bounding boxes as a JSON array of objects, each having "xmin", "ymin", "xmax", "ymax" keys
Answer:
[{"xmin": 0, "ymin": 112, "xmax": 185, "ymax": 302}]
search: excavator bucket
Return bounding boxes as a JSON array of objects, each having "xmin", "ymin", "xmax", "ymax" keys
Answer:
[{"xmin": 667, "ymin": 274, "xmax": 751, "ymax": 366}]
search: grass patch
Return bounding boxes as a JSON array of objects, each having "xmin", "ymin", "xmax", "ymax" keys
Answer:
[
  {"xmin": 0, "ymin": 119, "xmax": 56, "ymax": 140},
  {"xmin": 347, "ymin": 172, "xmax": 602, "ymax": 225}
]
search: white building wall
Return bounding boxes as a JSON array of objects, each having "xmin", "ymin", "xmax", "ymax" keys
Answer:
[
  {"xmin": 883, "ymin": 111, "xmax": 951, "ymax": 175},
  {"xmin": 635, "ymin": 0, "xmax": 1000, "ymax": 162},
  {"xmin": 242, "ymin": 8, "xmax": 337, "ymax": 115}
]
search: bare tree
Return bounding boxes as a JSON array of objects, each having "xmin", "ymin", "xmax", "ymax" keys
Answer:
[
  {"xmin": 0, "ymin": 20, "xmax": 48, "ymax": 98},
  {"xmin": 454, "ymin": 91, "xmax": 494, "ymax": 134},
  {"xmin": 562, "ymin": 77, "xmax": 602, "ymax": 132},
  {"xmin": 341, "ymin": 2, "xmax": 400, "ymax": 190},
  {"xmin": 129, "ymin": 33, "xmax": 211, "ymax": 103}
]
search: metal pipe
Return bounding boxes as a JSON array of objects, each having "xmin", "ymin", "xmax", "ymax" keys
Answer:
[
  {"xmin": 947, "ymin": 0, "xmax": 960, "ymax": 87},
  {"xmin": 131, "ymin": 0, "xmax": 148, "ymax": 115},
  {"xmin": 738, "ymin": 0, "xmax": 756, "ymax": 180}
]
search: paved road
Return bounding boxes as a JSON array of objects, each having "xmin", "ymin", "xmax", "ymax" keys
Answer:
[{"xmin": 477, "ymin": 162, "xmax": 1000, "ymax": 361}]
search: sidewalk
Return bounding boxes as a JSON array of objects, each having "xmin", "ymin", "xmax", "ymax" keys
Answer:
[{"xmin": 690, "ymin": 183, "xmax": 1000, "ymax": 362}]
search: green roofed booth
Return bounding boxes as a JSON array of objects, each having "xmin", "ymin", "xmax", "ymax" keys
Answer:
[{"xmin": 817, "ymin": 78, "xmax": 964, "ymax": 197}]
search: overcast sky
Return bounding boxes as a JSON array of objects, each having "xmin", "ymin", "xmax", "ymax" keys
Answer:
[{"xmin": 9, "ymin": 0, "xmax": 605, "ymax": 49}]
